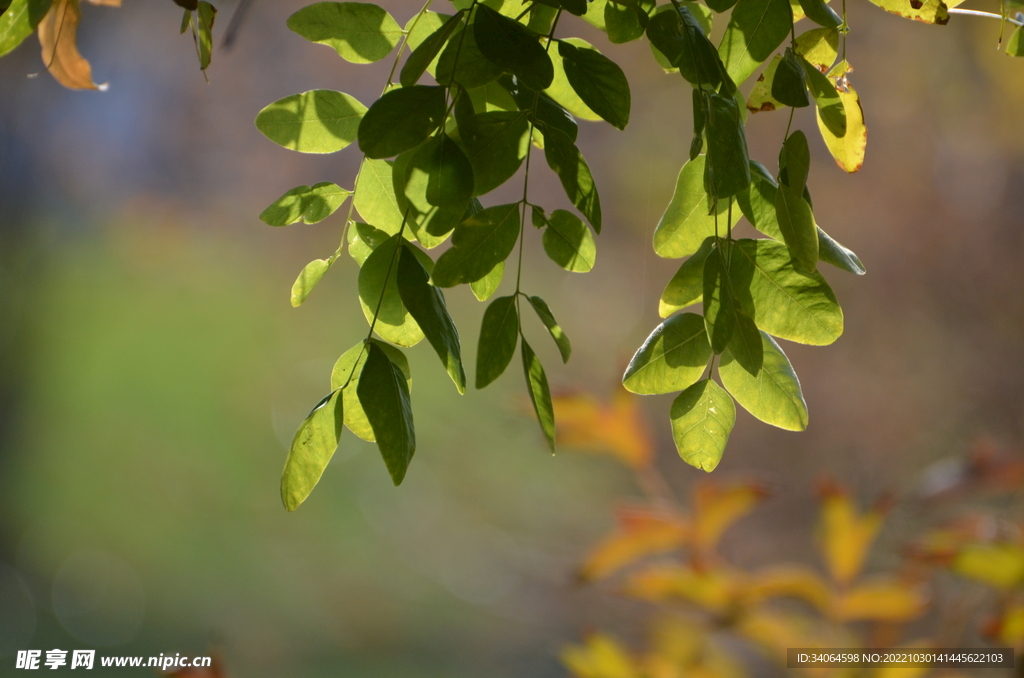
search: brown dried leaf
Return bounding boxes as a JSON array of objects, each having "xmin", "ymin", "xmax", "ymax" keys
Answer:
[{"xmin": 38, "ymin": 0, "xmax": 104, "ymax": 90}]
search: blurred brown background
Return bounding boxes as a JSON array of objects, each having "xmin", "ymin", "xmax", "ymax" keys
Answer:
[{"xmin": 0, "ymin": 1, "xmax": 1021, "ymax": 675}]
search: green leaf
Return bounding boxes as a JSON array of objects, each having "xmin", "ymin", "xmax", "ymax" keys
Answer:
[
  {"xmin": 729, "ymin": 238, "xmax": 844, "ymax": 345},
  {"xmin": 654, "ymin": 155, "xmax": 738, "ymax": 258},
  {"xmin": 358, "ymin": 234, "xmax": 425, "ymax": 347},
  {"xmin": 357, "ymin": 342, "xmax": 416, "ymax": 485},
  {"xmin": 437, "ymin": 25, "xmax": 504, "ymax": 88},
  {"xmin": 702, "ymin": 246, "xmax": 736, "ymax": 354},
  {"xmin": 405, "ymin": 133, "xmax": 474, "ymax": 209},
  {"xmin": 718, "ymin": 0, "xmax": 792, "ymax": 86},
  {"xmin": 405, "ymin": 11, "xmax": 451, "ymax": 54},
  {"xmin": 281, "ymin": 389, "xmax": 344, "ymax": 511},
  {"xmin": 348, "ymin": 221, "xmax": 392, "ymax": 265},
  {"xmin": 737, "ymin": 161, "xmax": 783, "ymax": 240},
  {"xmin": 646, "ymin": 5, "xmax": 726, "ymax": 90},
  {"xmin": 747, "ymin": 55, "xmax": 785, "ymax": 113},
  {"xmin": 706, "ymin": 0, "xmax": 741, "ymax": 12},
  {"xmin": 795, "ymin": 27, "xmax": 839, "ymax": 70},
  {"xmin": 543, "ymin": 130, "xmax": 602, "ymax": 232},
  {"xmin": 1008, "ymin": 26, "xmax": 1024, "ymax": 56},
  {"xmin": 775, "ymin": 183, "xmax": 818, "ymax": 273},
  {"xmin": 557, "ymin": 41, "xmax": 631, "ymax": 130},
  {"xmin": 291, "ymin": 258, "xmax": 332, "ymax": 307},
  {"xmin": 476, "ymin": 295, "xmax": 520, "ymax": 388},
  {"xmin": 801, "ymin": 55, "xmax": 846, "ymax": 137},
  {"xmin": 798, "ymin": 0, "xmax": 842, "ymax": 27},
  {"xmin": 196, "ymin": 2, "xmax": 216, "ymax": 71},
  {"xmin": 471, "ymin": 260, "xmax": 505, "ymax": 300},
  {"xmin": 771, "ymin": 49, "xmax": 810, "ymax": 108},
  {"xmin": 646, "ymin": 3, "xmax": 713, "ymax": 72},
  {"xmin": 457, "ymin": 110, "xmax": 530, "ymax": 195},
  {"xmin": 394, "ymin": 244, "xmax": 466, "ymax": 394},
  {"xmin": 358, "ymin": 85, "xmax": 447, "ymax": 159},
  {"xmin": 392, "ymin": 146, "xmax": 465, "ymax": 247},
  {"xmin": 780, "ymin": 130, "xmax": 811, "ymax": 194},
  {"xmin": 354, "ymin": 159, "xmax": 406, "ymax": 235},
  {"xmin": 545, "ymin": 38, "xmax": 601, "ymax": 121},
  {"xmin": 728, "ymin": 309, "xmax": 765, "ymax": 375},
  {"xmin": 623, "ymin": 313, "xmax": 712, "ymax": 395},
  {"xmin": 720, "ymin": 331, "xmax": 808, "ymax": 430},
  {"xmin": 528, "ymin": 295, "xmax": 572, "ymax": 363},
  {"xmin": 331, "ymin": 340, "xmax": 411, "ymax": 442},
  {"xmin": 660, "ymin": 237, "xmax": 713, "ymax": 317},
  {"xmin": 521, "ymin": 339, "xmax": 556, "ymax": 451},
  {"xmin": 0, "ymin": 0, "xmax": 51, "ymax": 58},
  {"xmin": 542, "ymin": 209, "xmax": 596, "ymax": 272},
  {"xmin": 287, "ymin": 2, "xmax": 402, "ymax": 63},
  {"xmin": 473, "ymin": 4, "xmax": 554, "ymax": 91},
  {"xmin": 604, "ymin": 0, "xmax": 648, "ymax": 43},
  {"xmin": 863, "ymin": 0, "xmax": 949, "ymax": 24},
  {"xmin": 400, "ymin": 10, "xmax": 464, "ymax": 87},
  {"xmin": 818, "ymin": 227, "xmax": 866, "ymax": 275},
  {"xmin": 255, "ymin": 90, "xmax": 367, "ymax": 154},
  {"xmin": 670, "ymin": 379, "xmax": 735, "ymax": 472},
  {"xmin": 705, "ymin": 94, "xmax": 751, "ymax": 199},
  {"xmin": 260, "ymin": 182, "xmax": 351, "ymax": 226},
  {"xmin": 431, "ymin": 203, "xmax": 521, "ymax": 286}
]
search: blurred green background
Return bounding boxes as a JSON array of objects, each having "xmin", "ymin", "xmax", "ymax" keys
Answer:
[{"xmin": 0, "ymin": 0, "xmax": 1022, "ymax": 675}]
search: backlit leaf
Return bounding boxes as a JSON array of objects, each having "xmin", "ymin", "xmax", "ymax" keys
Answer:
[
  {"xmin": 432, "ymin": 203, "xmax": 521, "ymax": 286},
  {"xmin": 280, "ymin": 389, "xmax": 343, "ymax": 511},
  {"xmin": 702, "ymin": 246, "xmax": 736, "ymax": 354},
  {"xmin": 747, "ymin": 56, "xmax": 785, "ymax": 113},
  {"xmin": 545, "ymin": 38, "xmax": 601, "ymax": 120},
  {"xmin": 771, "ymin": 49, "xmax": 810, "ymax": 108},
  {"xmin": 543, "ymin": 209, "xmax": 596, "ymax": 273},
  {"xmin": 400, "ymin": 10, "xmax": 463, "ymax": 86},
  {"xmin": 775, "ymin": 183, "xmax": 818, "ymax": 273},
  {"xmin": 290, "ymin": 258, "xmax": 332, "ymax": 307},
  {"xmin": 470, "ymin": 260, "xmax": 504, "ymax": 301},
  {"xmin": 817, "ymin": 81, "xmax": 867, "ymax": 172},
  {"xmin": 659, "ymin": 237, "xmax": 713, "ymax": 316},
  {"xmin": 795, "ymin": 27, "xmax": 839, "ymax": 70},
  {"xmin": 558, "ymin": 40, "xmax": 631, "ymax": 130},
  {"xmin": 260, "ymin": 183, "xmax": 351, "ymax": 226},
  {"xmin": 473, "ymin": 4, "xmax": 554, "ymax": 91},
  {"xmin": 623, "ymin": 313, "xmax": 711, "ymax": 395},
  {"xmin": 1009, "ymin": 26, "xmax": 1024, "ymax": 56},
  {"xmin": 458, "ymin": 110, "xmax": 530, "ymax": 195},
  {"xmin": 705, "ymin": 94, "xmax": 751, "ymax": 199},
  {"xmin": 358, "ymin": 342, "xmax": 416, "ymax": 485},
  {"xmin": 195, "ymin": 1, "xmax": 215, "ymax": 71},
  {"xmin": 528, "ymin": 295, "xmax": 571, "ymax": 363},
  {"xmin": 476, "ymin": 295, "xmax": 519, "ymax": 389},
  {"xmin": 354, "ymin": 159, "xmax": 405, "ymax": 234},
  {"xmin": 720, "ymin": 331, "xmax": 808, "ymax": 430},
  {"xmin": 654, "ymin": 156, "xmax": 738, "ymax": 258},
  {"xmin": 331, "ymin": 340, "xmax": 411, "ymax": 442},
  {"xmin": 358, "ymin": 85, "xmax": 447, "ymax": 159},
  {"xmin": 604, "ymin": 0, "xmax": 649, "ymax": 43},
  {"xmin": 718, "ymin": 0, "xmax": 792, "ymax": 86},
  {"xmin": 543, "ymin": 130, "xmax": 602, "ymax": 232},
  {"xmin": 256, "ymin": 90, "xmax": 367, "ymax": 154},
  {"xmin": 864, "ymin": 0, "xmax": 949, "ymax": 23},
  {"xmin": 522, "ymin": 339, "xmax": 556, "ymax": 451},
  {"xmin": 670, "ymin": 379, "xmax": 736, "ymax": 472},
  {"xmin": 0, "ymin": 0, "xmax": 52, "ymax": 58},
  {"xmin": 436, "ymin": 24, "xmax": 504, "ymax": 88},
  {"xmin": 357, "ymin": 234, "xmax": 425, "ymax": 347},
  {"xmin": 801, "ymin": 55, "xmax": 846, "ymax": 137},
  {"xmin": 797, "ymin": 0, "xmax": 842, "ymax": 28},
  {"xmin": 348, "ymin": 221, "xmax": 391, "ymax": 265},
  {"xmin": 287, "ymin": 2, "xmax": 402, "ymax": 63}
]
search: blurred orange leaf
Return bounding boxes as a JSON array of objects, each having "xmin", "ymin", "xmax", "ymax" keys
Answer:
[
  {"xmin": 38, "ymin": 0, "xmax": 105, "ymax": 90},
  {"xmin": 578, "ymin": 506, "xmax": 690, "ymax": 582},
  {"xmin": 984, "ymin": 602, "xmax": 1024, "ymax": 647},
  {"xmin": 625, "ymin": 565, "xmax": 738, "ymax": 613},
  {"xmin": 693, "ymin": 481, "xmax": 769, "ymax": 553},
  {"xmin": 817, "ymin": 479, "xmax": 888, "ymax": 585},
  {"xmin": 745, "ymin": 565, "xmax": 831, "ymax": 611},
  {"xmin": 832, "ymin": 579, "xmax": 927, "ymax": 622},
  {"xmin": 552, "ymin": 389, "xmax": 653, "ymax": 470},
  {"xmin": 952, "ymin": 543, "xmax": 1024, "ymax": 590},
  {"xmin": 562, "ymin": 633, "xmax": 641, "ymax": 678}
]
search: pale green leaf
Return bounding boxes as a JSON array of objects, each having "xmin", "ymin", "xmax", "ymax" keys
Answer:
[
  {"xmin": 623, "ymin": 313, "xmax": 711, "ymax": 395},
  {"xmin": 287, "ymin": 1, "xmax": 402, "ymax": 63},
  {"xmin": 290, "ymin": 258, "xmax": 332, "ymax": 307},
  {"xmin": 660, "ymin": 237, "xmax": 713, "ymax": 317},
  {"xmin": 255, "ymin": 90, "xmax": 367, "ymax": 154},
  {"xmin": 671, "ymin": 379, "xmax": 735, "ymax": 472},
  {"xmin": 545, "ymin": 37, "xmax": 601, "ymax": 120},
  {"xmin": 542, "ymin": 209, "xmax": 596, "ymax": 272},
  {"xmin": 357, "ymin": 234, "xmax": 425, "ymax": 347},
  {"xmin": 281, "ymin": 389, "xmax": 343, "ymax": 511},
  {"xmin": 654, "ymin": 156, "xmax": 738, "ymax": 258},
  {"xmin": 470, "ymin": 260, "xmax": 505, "ymax": 301},
  {"xmin": 558, "ymin": 40, "xmax": 631, "ymax": 130},
  {"xmin": 720, "ymin": 331, "xmax": 808, "ymax": 430},
  {"xmin": 718, "ymin": 0, "xmax": 792, "ymax": 86},
  {"xmin": 331, "ymin": 340, "xmax": 411, "ymax": 442},
  {"xmin": 260, "ymin": 182, "xmax": 351, "ymax": 226}
]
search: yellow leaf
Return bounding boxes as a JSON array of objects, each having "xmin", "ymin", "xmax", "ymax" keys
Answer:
[
  {"xmin": 578, "ymin": 506, "xmax": 690, "ymax": 582},
  {"xmin": 37, "ymin": 0, "xmax": 104, "ymax": 90},
  {"xmin": 562, "ymin": 634, "xmax": 641, "ymax": 678},
  {"xmin": 693, "ymin": 481, "xmax": 769, "ymax": 553},
  {"xmin": 832, "ymin": 579, "xmax": 927, "ymax": 622},
  {"xmin": 553, "ymin": 389, "xmax": 653, "ymax": 469},
  {"xmin": 818, "ymin": 480, "xmax": 888, "ymax": 586},
  {"xmin": 625, "ymin": 565, "xmax": 738, "ymax": 613},
  {"xmin": 645, "ymin": 618, "xmax": 746, "ymax": 678},
  {"xmin": 738, "ymin": 608, "xmax": 855, "ymax": 657},
  {"xmin": 746, "ymin": 566, "xmax": 832, "ymax": 611},
  {"xmin": 953, "ymin": 543, "xmax": 1024, "ymax": 590},
  {"xmin": 990, "ymin": 603, "xmax": 1024, "ymax": 647},
  {"xmin": 816, "ymin": 80, "xmax": 867, "ymax": 173}
]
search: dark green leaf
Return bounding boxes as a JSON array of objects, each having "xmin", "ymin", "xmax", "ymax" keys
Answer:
[
  {"xmin": 396, "ymin": 244, "xmax": 466, "ymax": 394},
  {"xmin": 358, "ymin": 85, "xmax": 447, "ymax": 159},
  {"xmin": 458, "ymin": 110, "xmax": 531, "ymax": 195},
  {"xmin": 604, "ymin": 1, "xmax": 647, "ymax": 43},
  {"xmin": 798, "ymin": 0, "xmax": 842, "ymax": 29},
  {"xmin": 659, "ymin": 237, "xmax": 714, "ymax": 317},
  {"xmin": 476, "ymin": 295, "xmax": 519, "ymax": 388},
  {"xmin": 392, "ymin": 145, "xmax": 466, "ymax": 247},
  {"xmin": 281, "ymin": 389, "xmax": 343, "ymax": 511},
  {"xmin": 654, "ymin": 155, "xmax": 738, "ymax": 258},
  {"xmin": 542, "ymin": 209, "xmax": 597, "ymax": 272},
  {"xmin": 287, "ymin": 1, "xmax": 402, "ymax": 63},
  {"xmin": 528, "ymin": 295, "xmax": 572, "ymax": 363},
  {"xmin": 1008, "ymin": 26, "xmax": 1024, "ymax": 56},
  {"xmin": 437, "ymin": 25, "xmax": 504, "ymax": 88},
  {"xmin": 818, "ymin": 228, "xmax": 866, "ymax": 275},
  {"xmin": 718, "ymin": 0, "xmax": 792, "ymax": 86},
  {"xmin": 546, "ymin": 38, "xmax": 602, "ymax": 121},
  {"xmin": 358, "ymin": 234, "xmax": 425, "ymax": 347},
  {"xmin": 705, "ymin": 94, "xmax": 751, "ymax": 199},
  {"xmin": 623, "ymin": 312, "xmax": 712, "ymax": 394},
  {"xmin": 774, "ymin": 183, "xmax": 818, "ymax": 273},
  {"xmin": 702, "ymin": 245, "xmax": 735, "ymax": 353},
  {"xmin": 291, "ymin": 258, "xmax": 332, "ymax": 307},
  {"xmin": 400, "ymin": 10, "xmax": 464, "ymax": 86},
  {"xmin": 557, "ymin": 41, "xmax": 631, "ymax": 129},
  {"xmin": 801, "ymin": 55, "xmax": 846, "ymax": 137},
  {"xmin": 720, "ymin": 331, "xmax": 808, "ymax": 430},
  {"xmin": 543, "ymin": 130, "xmax": 602, "ymax": 231},
  {"xmin": 706, "ymin": 0, "xmax": 740, "ymax": 12},
  {"xmin": 431, "ymin": 203, "xmax": 521, "ymax": 286},
  {"xmin": 473, "ymin": 4, "xmax": 554, "ymax": 91},
  {"xmin": 780, "ymin": 130, "xmax": 811, "ymax": 194},
  {"xmin": 0, "ymin": 0, "xmax": 52, "ymax": 58},
  {"xmin": 358, "ymin": 342, "xmax": 416, "ymax": 485},
  {"xmin": 256, "ymin": 90, "xmax": 367, "ymax": 154},
  {"xmin": 646, "ymin": 5, "xmax": 726, "ymax": 90},
  {"xmin": 260, "ymin": 182, "xmax": 351, "ymax": 226},
  {"xmin": 531, "ymin": 205, "xmax": 550, "ymax": 229},
  {"xmin": 471, "ymin": 260, "xmax": 505, "ymax": 300},
  {"xmin": 771, "ymin": 49, "xmax": 810, "ymax": 108},
  {"xmin": 521, "ymin": 340, "xmax": 556, "ymax": 451},
  {"xmin": 331, "ymin": 340, "xmax": 411, "ymax": 442},
  {"xmin": 670, "ymin": 379, "xmax": 735, "ymax": 472},
  {"xmin": 406, "ymin": 133, "xmax": 474, "ymax": 208},
  {"xmin": 727, "ymin": 309, "xmax": 764, "ymax": 375}
]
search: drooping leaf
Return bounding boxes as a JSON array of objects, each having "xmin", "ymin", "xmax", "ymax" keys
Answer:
[
  {"xmin": 729, "ymin": 238, "xmax": 844, "ymax": 345},
  {"xmin": 797, "ymin": 0, "xmax": 842, "ymax": 28},
  {"xmin": 720, "ymin": 331, "xmax": 808, "ymax": 430},
  {"xmin": 1008, "ymin": 26, "xmax": 1024, "ymax": 56},
  {"xmin": 331, "ymin": 339, "xmax": 411, "ymax": 442},
  {"xmin": 0, "ymin": 0, "xmax": 52, "ymax": 58},
  {"xmin": 704, "ymin": 94, "xmax": 751, "ymax": 199},
  {"xmin": 660, "ymin": 237, "xmax": 714, "ymax": 317},
  {"xmin": 457, "ymin": 110, "xmax": 530, "ymax": 195},
  {"xmin": 623, "ymin": 313, "xmax": 712, "ymax": 395},
  {"xmin": 718, "ymin": 0, "xmax": 792, "ymax": 86},
  {"xmin": 256, "ymin": 90, "xmax": 367, "ymax": 154},
  {"xmin": 38, "ymin": 0, "xmax": 104, "ymax": 90},
  {"xmin": 471, "ymin": 260, "xmax": 504, "ymax": 301},
  {"xmin": 818, "ymin": 227, "xmax": 866, "ymax": 275},
  {"xmin": 654, "ymin": 156, "xmax": 738, "ymax": 258},
  {"xmin": 392, "ymin": 145, "xmax": 466, "ymax": 247},
  {"xmin": 476, "ymin": 295, "xmax": 519, "ymax": 389},
  {"xmin": 557, "ymin": 40, "xmax": 631, "ymax": 130},
  {"xmin": 528, "ymin": 295, "xmax": 571, "ymax": 363},
  {"xmin": 400, "ymin": 10, "xmax": 464, "ymax": 86},
  {"xmin": 358, "ymin": 342, "xmax": 416, "ymax": 485},
  {"xmin": 431, "ymin": 203, "xmax": 521, "ymax": 286},
  {"xmin": 545, "ymin": 38, "xmax": 601, "ymax": 120},
  {"xmin": 473, "ymin": 4, "xmax": 554, "ymax": 91},
  {"xmin": 795, "ymin": 27, "xmax": 839, "ymax": 70},
  {"xmin": 522, "ymin": 339, "xmax": 556, "ymax": 451},
  {"xmin": 670, "ymin": 379, "xmax": 736, "ymax": 472},
  {"xmin": 863, "ymin": 0, "xmax": 949, "ymax": 23},
  {"xmin": 542, "ymin": 130, "xmax": 602, "ymax": 232},
  {"xmin": 348, "ymin": 221, "xmax": 392, "ymax": 265},
  {"xmin": 290, "ymin": 258, "xmax": 332, "ymax": 307},
  {"xmin": 702, "ymin": 246, "xmax": 736, "ymax": 354},
  {"xmin": 737, "ymin": 161, "xmax": 782, "ymax": 239},
  {"xmin": 646, "ymin": 5, "xmax": 726, "ymax": 90},
  {"xmin": 260, "ymin": 183, "xmax": 351, "ymax": 226},
  {"xmin": 771, "ymin": 49, "xmax": 810, "ymax": 108},
  {"xmin": 542, "ymin": 209, "xmax": 596, "ymax": 272},
  {"xmin": 727, "ymin": 310, "xmax": 765, "ymax": 376},
  {"xmin": 287, "ymin": 1, "xmax": 402, "ymax": 63},
  {"xmin": 817, "ymin": 81, "xmax": 867, "ymax": 172},
  {"xmin": 358, "ymin": 85, "xmax": 447, "ymax": 159},
  {"xmin": 280, "ymin": 389, "xmax": 343, "ymax": 511},
  {"xmin": 604, "ymin": 0, "xmax": 650, "ymax": 43},
  {"xmin": 780, "ymin": 130, "xmax": 811, "ymax": 195},
  {"xmin": 436, "ymin": 24, "xmax": 504, "ymax": 88},
  {"xmin": 354, "ymin": 159, "xmax": 405, "ymax": 234},
  {"xmin": 775, "ymin": 183, "xmax": 818, "ymax": 273},
  {"xmin": 801, "ymin": 55, "xmax": 846, "ymax": 137},
  {"xmin": 357, "ymin": 234, "xmax": 425, "ymax": 347},
  {"xmin": 194, "ymin": 1, "xmax": 216, "ymax": 71},
  {"xmin": 747, "ymin": 56, "xmax": 785, "ymax": 113}
]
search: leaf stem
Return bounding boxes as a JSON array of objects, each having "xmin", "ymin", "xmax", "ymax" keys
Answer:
[{"xmin": 948, "ymin": 7, "xmax": 1023, "ymax": 26}]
